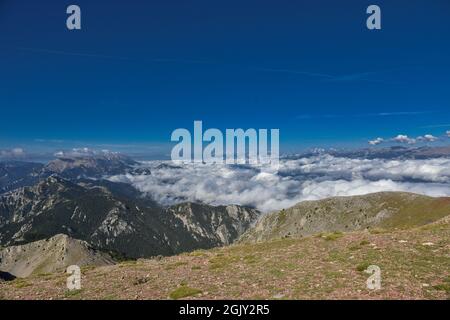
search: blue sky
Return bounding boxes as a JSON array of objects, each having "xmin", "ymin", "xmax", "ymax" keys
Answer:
[{"xmin": 0, "ymin": 0, "xmax": 450, "ymax": 157}]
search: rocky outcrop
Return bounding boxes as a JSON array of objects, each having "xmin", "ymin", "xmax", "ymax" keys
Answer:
[{"xmin": 0, "ymin": 234, "xmax": 114, "ymax": 277}]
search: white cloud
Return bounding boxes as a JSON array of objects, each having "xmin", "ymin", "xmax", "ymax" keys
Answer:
[
  {"xmin": 368, "ymin": 137, "xmax": 384, "ymax": 145},
  {"xmin": 391, "ymin": 134, "xmax": 416, "ymax": 144},
  {"xmin": 447, "ymin": 131, "xmax": 450, "ymax": 137},
  {"xmin": 417, "ymin": 134, "xmax": 438, "ymax": 142},
  {"xmin": 108, "ymin": 155, "xmax": 450, "ymax": 213},
  {"xmin": 371, "ymin": 133, "xmax": 442, "ymax": 145}
]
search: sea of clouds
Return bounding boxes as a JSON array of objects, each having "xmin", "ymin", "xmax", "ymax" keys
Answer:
[{"xmin": 108, "ymin": 155, "xmax": 450, "ymax": 212}]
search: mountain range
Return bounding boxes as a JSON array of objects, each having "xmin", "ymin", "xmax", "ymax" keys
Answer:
[
  {"xmin": 1, "ymin": 192, "xmax": 449, "ymax": 299},
  {"xmin": 1, "ymin": 153, "xmax": 449, "ymax": 290},
  {"xmin": 0, "ymin": 175, "xmax": 258, "ymax": 261}
]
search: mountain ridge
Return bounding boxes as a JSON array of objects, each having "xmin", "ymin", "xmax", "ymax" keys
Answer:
[
  {"xmin": 0, "ymin": 175, "xmax": 259, "ymax": 259},
  {"xmin": 240, "ymin": 191, "xmax": 450, "ymax": 243}
]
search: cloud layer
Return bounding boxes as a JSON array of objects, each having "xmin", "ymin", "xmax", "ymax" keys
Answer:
[{"xmin": 109, "ymin": 155, "xmax": 450, "ymax": 213}]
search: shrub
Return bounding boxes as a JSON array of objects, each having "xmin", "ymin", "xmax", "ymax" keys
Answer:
[
  {"xmin": 356, "ymin": 262, "xmax": 371, "ymax": 272},
  {"xmin": 169, "ymin": 285, "xmax": 202, "ymax": 300},
  {"xmin": 323, "ymin": 232, "xmax": 344, "ymax": 241}
]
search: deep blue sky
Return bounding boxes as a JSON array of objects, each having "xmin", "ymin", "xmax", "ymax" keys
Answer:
[{"xmin": 1, "ymin": 0, "xmax": 450, "ymax": 156}]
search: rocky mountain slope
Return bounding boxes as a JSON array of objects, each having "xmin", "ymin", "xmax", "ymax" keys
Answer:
[
  {"xmin": 0, "ymin": 176, "xmax": 259, "ymax": 259},
  {"xmin": 240, "ymin": 192, "xmax": 450, "ymax": 243},
  {"xmin": 1, "ymin": 215, "xmax": 448, "ymax": 299},
  {"xmin": 0, "ymin": 234, "xmax": 114, "ymax": 277}
]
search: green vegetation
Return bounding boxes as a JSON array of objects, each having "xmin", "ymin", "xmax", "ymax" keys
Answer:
[
  {"xmin": 81, "ymin": 265, "xmax": 96, "ymax": 273},
  {"xmin": 277, "ymin": 209, "xmax": 287, "ymax": 225},
  {"xmin": 369, "ymin": 228, "xmax": 387, "ymax": 234},
  {"xmin": 165, "ymin": 261, "xmax": 188, "ymax": 270},
  {"xmin": 433, "ymin": 276, "xmax": 450, "ymax": 293},
  {"xmin": 119, "ymin": 260, "xmax": 137, "ymax": 267},
  {"xmin": 348, "ymin": 244, "xmax": 361, "ymax": 251},
  {"xmin": 379, "ymin": 197, "xmax": 450, "ymax": 229},
  {"xmin": 209, "ymin": 254, "xmax": 238, "ymax": 270},
  {"xmin": 169, "ymin": 285, "xmax": 202, "ymax": 300},
  {"xmin": 243, "ymin": 255, "xmax": 259, "ymax": 264},
  {"xmin": 269, "ymin": 269, "xmax": 285, "ymax": 278},
  {"xmin": 64, "ymin": 289, "xmax": 83, "ymax": 298},
  {"xmin": 188, "ymin": 250, "xmax": 208, "ymax": 257},
  {"xmin": 12, "ymin": 279, "xmax": 32, "ymax": 289},
  {"xmin": 356, "ymin": 262, "xmax": 372, "ymax": 272},
  {"xmin": 322, "ymin": 231, "xmax": 344, "ymax": 241},
  {"xmin": 433, "ymin": 283, "xmax": 450, "ymax": 293}
]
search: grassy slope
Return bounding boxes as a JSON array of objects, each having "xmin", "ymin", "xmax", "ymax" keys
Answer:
[
  {"xmin": 240, "ymin": 192, "xmax": 450, "ymax": 243},
  {"xmin": 1, "ymin": 217, "xmax": 449, "ymax": 300}
]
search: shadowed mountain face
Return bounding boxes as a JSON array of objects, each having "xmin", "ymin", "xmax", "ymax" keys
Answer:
[
  {"xmin": 0, "ymin": 176, "xmax": 259, "ymax": 259},
  {"xmin": 240, "ymin": 192, "xmax": 450, "ymax": 243}
]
